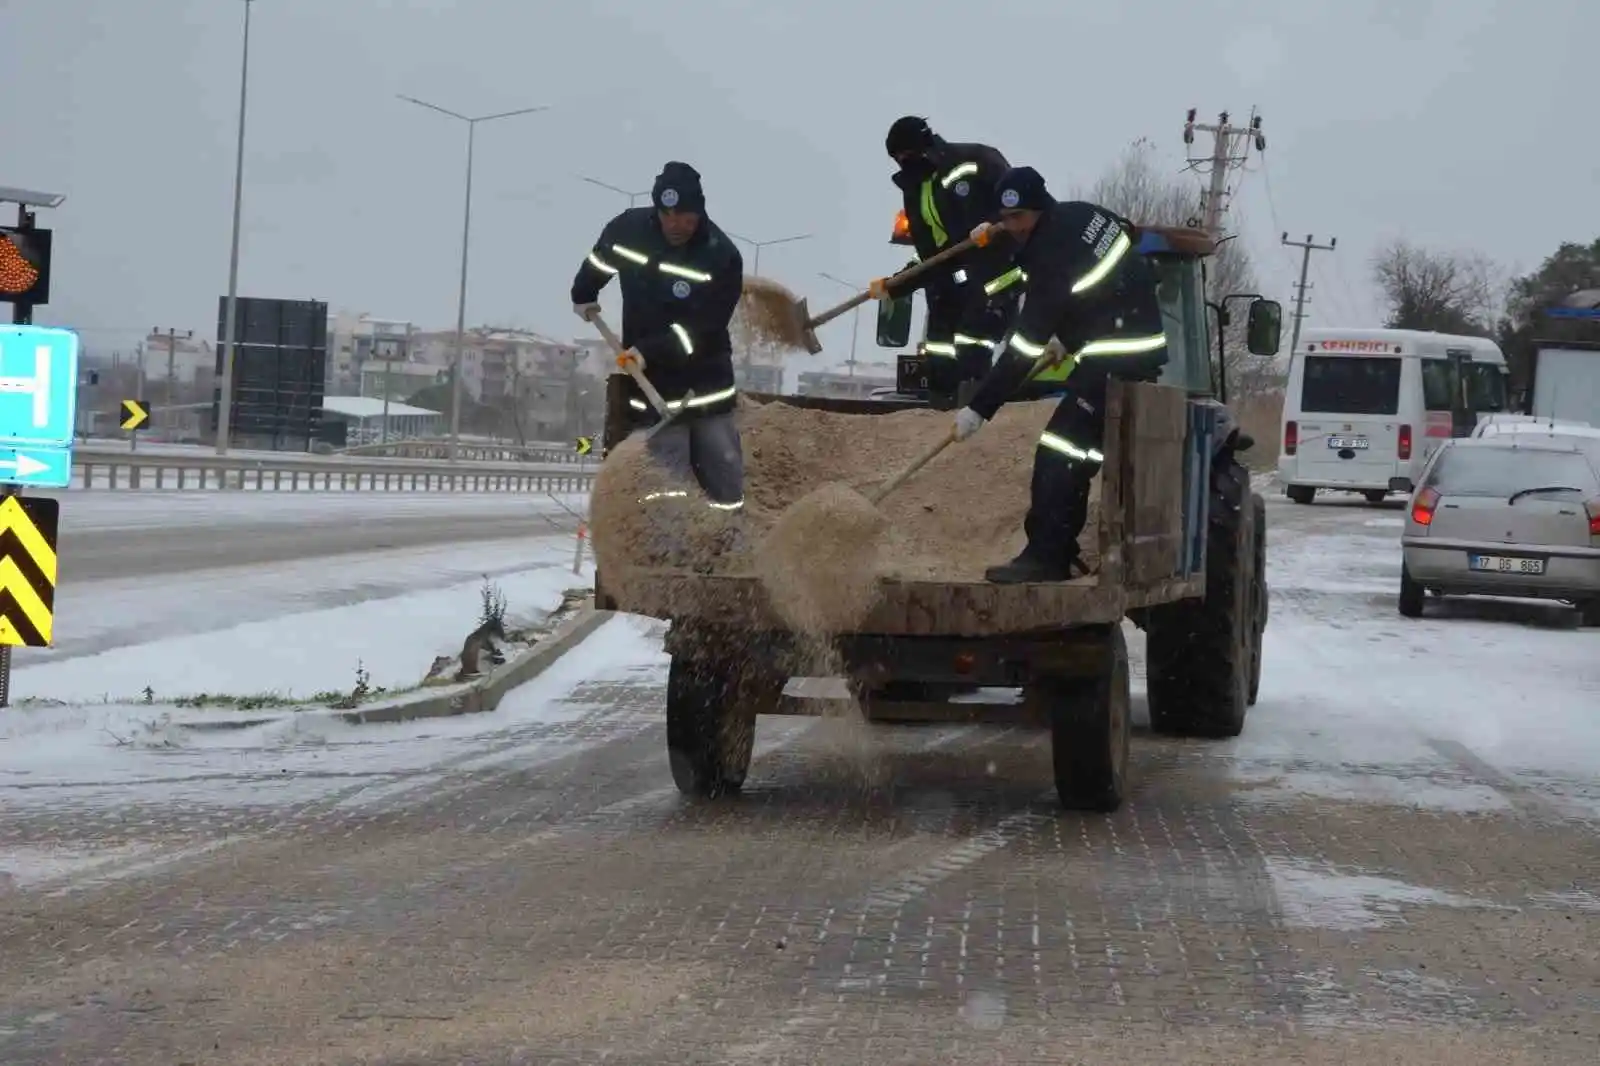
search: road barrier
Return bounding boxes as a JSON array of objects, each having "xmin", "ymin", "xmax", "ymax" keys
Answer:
[
  {"xmin": 71, "ymin": 448, "xmax": 595, "ymax": 493},
  {"xmin": 339, "ymin": 439, "xmax": 583, "ymax": 464}
]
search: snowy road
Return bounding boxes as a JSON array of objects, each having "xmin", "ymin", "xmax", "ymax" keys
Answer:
[{"xmin": 1, "ymin": 490, "xmax": 1596, "ymax": 1064}]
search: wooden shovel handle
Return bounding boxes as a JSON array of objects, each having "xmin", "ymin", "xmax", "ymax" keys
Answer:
[
  {"xmin": 590, "ymin": 313, "xmax": 673, "ymax": 417},
  {"xmin": 806, "ymin": 235, "xmax": 983, "ymax": 331},
  {"xmin": 867, "ymin": 429, "xmax": 957, "ymax": 506}
]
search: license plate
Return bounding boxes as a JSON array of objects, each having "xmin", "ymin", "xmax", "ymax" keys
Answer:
[
  {"xmin": 1327, "ymin": 436, "xmax": 1369, "ymax": 449},
  {"xmin": 1469, "ymin": 554, "xmax": 1547, "ymax": 575},
  {"xmin": 896, "ymin": 354, "xmax": 928, "ymax": 396}
]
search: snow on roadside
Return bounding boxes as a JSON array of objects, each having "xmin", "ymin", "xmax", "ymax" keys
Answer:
[
  {"xmin": 0, "ymin": 614, "xmax": 666, "ymax": 812},
  {"xmin": 14, "ymin": 554, "xmax": 595, "ymax": 704},
  {"xmin": 54, "ymin": 490, "xmax": 589, "ymax": 532}
]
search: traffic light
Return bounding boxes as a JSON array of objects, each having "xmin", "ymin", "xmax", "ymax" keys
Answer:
[{"xmin": 0, "ymin": 226, "xmax": 51, "ymax": 307}]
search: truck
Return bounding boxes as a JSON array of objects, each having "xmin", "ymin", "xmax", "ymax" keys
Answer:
[{"xmin": 593, "ymin": 223, "xmax": 1283, "ymax": 812}]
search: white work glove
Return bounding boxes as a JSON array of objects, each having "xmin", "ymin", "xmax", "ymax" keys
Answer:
[
  {"xmin": 573, "ymin": 302, "xmax": 601, "ymax": 322},
  {"xmin": 867, "ymin": 278, "xmax": 893, "ymax": 302},
  {"xmin": 615, "ymin": 348, "xmax": 646, "ymax": 374},
  {"xmin": 969, "ymin": 221, "xmax": 995, "ymax": 247},
  {"xmin": 953, "ymin": 407, "xmax": 985, "ymax": 442}
]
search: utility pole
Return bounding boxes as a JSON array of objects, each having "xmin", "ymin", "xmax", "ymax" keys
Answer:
[
  {"xmin": 1183, "ymin": 108, "xmax": 1266, "ymax": 238},
  {"xmin": 1281, "ymin": 233, "xmax": 1337, "ymax": 356},
  {"xmin": 157, "ymin": 328, "xmax": 193, "ymax": 440}
]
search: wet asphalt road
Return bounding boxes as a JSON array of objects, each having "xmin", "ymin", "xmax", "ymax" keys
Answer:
[{"xmin": 0, "ymin": 487, "xmax": 1596, "ymax": 1064}]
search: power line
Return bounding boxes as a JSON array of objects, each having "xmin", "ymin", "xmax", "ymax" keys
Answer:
[
  {"xmin": 1282, "ymin": 234, "xmax": 1338, "ymax": 355},
  {"xmin": 1182, "ymin": 108, "xmax": 1267, "ymax": 238}
]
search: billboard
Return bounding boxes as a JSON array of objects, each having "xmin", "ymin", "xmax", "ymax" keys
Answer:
[{"xmin": 213, "ymin": 297, "xmax": 327, "ymax": 451}]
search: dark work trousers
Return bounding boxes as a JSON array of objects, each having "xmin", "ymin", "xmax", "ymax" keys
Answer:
[
  {"xmin": 924, "ymin": 287, "xmax": 1020, "ymax": 409},
  {"xmin": 1022, "ymin": 369, "xmax": 1111, "ymax": 566},
  {"xmin": 629, "ymin": 411, "xmax": 745, "ymax": 560}
]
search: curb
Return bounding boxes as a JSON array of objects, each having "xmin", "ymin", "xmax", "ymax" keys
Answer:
[{"xmin": 178, "ymin": 603, "xmax": 611, "ymax": 733}]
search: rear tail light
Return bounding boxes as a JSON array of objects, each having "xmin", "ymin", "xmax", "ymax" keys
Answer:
[
  {"xmin": 1411, "ymin": 486, "xmax": 1440, "ymax": 526},
  {"xmin": 1284, "ymin": 421, "xmax": 1298, "ymax": 456},
  {"xmin": 1587, "ymin": 500, "xmax": 1600, "ymax": 537},
  {"xmin": 1398, "ymin": 424, "xmax": 1413, "ymax": 461}
]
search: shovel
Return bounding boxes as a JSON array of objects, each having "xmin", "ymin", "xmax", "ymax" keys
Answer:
[
  {"xmin": 743, "ymin": 231, "xmax": 997, "ymax": 355},
  {"xmin": 589, "ymin": 313, "xmax": 687, "ymax": 440},
  {"xmin": 866, "ymin": 354, "xmax": 1056, "ymax": 507}
]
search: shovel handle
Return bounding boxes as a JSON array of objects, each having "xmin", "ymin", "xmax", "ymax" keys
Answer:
[
  {"xmin": 806, "ymin": 235, "xmax": 984, "ymax": 331},
  {"xmin": 867, "ymin": 429, "xmax": 957, "ymax": 507},
  {"xmin": 590, "ymin": 313, "xmax": 674, "ymax": 418}
]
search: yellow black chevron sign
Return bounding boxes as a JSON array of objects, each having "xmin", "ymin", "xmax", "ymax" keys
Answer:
[
  {"xmin": 0, "ymin": 495, "xmax": 59, "ymax": 648},
  {"xmin": 121, "ymin": 399, "xmax": 151, "ymax": 431},
  {"xmin": 575, "ymin": 436, "xmax": 593, "ymax": 456}
]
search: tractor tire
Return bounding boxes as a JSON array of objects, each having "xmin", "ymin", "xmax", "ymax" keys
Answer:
[
  {"xmin": 1030, "ymin": 626, "xmax": 1131, "ymax": 813},
  {"xmin": 1248, "ymin": 492, "xmax": 1268, "ymax": 707},
  {"xmin": 665, "ymin": 653, "xmax": 782, "ymax": 798},
  {"xmin": 1145, "ymin": 458, "xmax": 1255, "ymax": 739}
]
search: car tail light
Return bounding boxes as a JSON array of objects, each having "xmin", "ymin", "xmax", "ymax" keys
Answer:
[
  {"xmin": 1284, "ymin": 421, "xmax": 1298, "ymax": 456},
  {"xmin": 1398, "ymin": 424, "xmax": 1413, "ymax": 461},
  {"xmin": 1411, "ymin": 486, "xmax": 1440, "ymax": 526},
  {"xmin": 1588, "ymin": 499, "xmax": 1600, "ymax": 538}
]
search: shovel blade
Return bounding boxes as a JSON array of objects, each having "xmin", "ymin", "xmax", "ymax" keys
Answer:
[{"xmin": 795, "ymin": 296, "xmax": 823, "ymax": 354}]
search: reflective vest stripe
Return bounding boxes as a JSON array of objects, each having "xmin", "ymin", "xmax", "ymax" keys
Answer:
[
  {"xmin": 587, "ymin": 251, "xmax": 618, "ymax": 274},
  {"xmin": 984, "ymin": 267, "xmax": 1027, "ymax": 296},
  {"xmin": 940, "ymin": 162, "xmax": 979, "ymax": 188},
  {"xmin": 1070, "ymin": 232, "xmax": 1132, "ymax": 294},
  {"xmin": 918, "ymin": 179, "xmax": 948, "ymax": 247},
  {"xmin": 669, "ymin": 323, "xmax": 694, "ymax": 355},
  {"xmin": 627, "ymin": 384, "xmax": 739, "ymax": 412},
  {"xmin": 1038, "ymin": 431, "xmax": 1104, "ymax": 463},
  {"xmin": 924, "ymin": 341, "xmax": 958, "ymax": 358},
  {"xmin": 659, "ymin": 261, "xmax": 713, "ymax": 282}
]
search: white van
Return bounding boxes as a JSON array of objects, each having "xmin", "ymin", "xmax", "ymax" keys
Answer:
[{"xmin": 1279, "ymin": 328, "xmax": 1510, "ymax": 504}]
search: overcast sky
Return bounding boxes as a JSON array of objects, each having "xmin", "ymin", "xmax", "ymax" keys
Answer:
[{"xmin": 3, "ymin": 0, "xmax": 1592, "ymax": 369}]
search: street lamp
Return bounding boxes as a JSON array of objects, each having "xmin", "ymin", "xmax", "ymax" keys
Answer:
[
  {"xmin": 399, "ymin": 93, "xmax": 549, "ymax": 462},
  {"xmin": 818, "ymin": 272, "xmax": 863, "ymax": 377},
  {"xmin": 579, "ymin": 175, "xmax": 650, "ymax": 208},
  {"xmin": 214, "ymin": 0, "xmax": 255, "ymax": 456},
  {"xmin": 725, "ymin": 230, "xmax": 812, "ymax": 277}
]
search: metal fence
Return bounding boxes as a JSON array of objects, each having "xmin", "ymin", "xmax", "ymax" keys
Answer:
[{"xmin": 71, "ymin": 448, "xmax": 595, "ymax": 493}]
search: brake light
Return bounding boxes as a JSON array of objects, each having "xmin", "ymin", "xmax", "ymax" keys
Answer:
[
  {"xmin": 1284, "ymin": 420, "xmax": 1298, "ymax": 456},
  {"xmin": 1588, "ymin": 500, "xmax": 1600, "ymax": 537},
  {"xmin": 1398, "ymin": 424, "xmax": 1413, "ymax": 461},
  {"xmin": 1411, "ymin": 486, "xmax": 1440, "ymax": 526}
]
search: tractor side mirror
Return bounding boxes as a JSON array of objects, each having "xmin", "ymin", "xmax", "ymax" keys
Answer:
[
  {"xmin": 876, "ymin": 293, "xmax": 914, "ymax": 348},
  {"xmin": 1245, "ymin": 298, "xmax": 1282, "ymax": 357}
]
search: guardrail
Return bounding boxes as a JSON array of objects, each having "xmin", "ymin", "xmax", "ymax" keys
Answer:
[
  {"xmin": 339, "ymin": 439, "xmax": 582, "ymax": 464},
  {"xmin": 71, "ymin": 449, "xmax": 595, "ymax": 493}
]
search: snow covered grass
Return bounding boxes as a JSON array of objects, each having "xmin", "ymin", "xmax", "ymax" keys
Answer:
[
  {"xmin": 0, "ymin": 614, "xmax": 667, "ymax": 813},
  {"xmin": 16, "ymin": 548, "xmax": 595, "ymax": 706}
]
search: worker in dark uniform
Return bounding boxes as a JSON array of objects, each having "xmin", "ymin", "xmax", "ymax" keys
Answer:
[
  {"xmin": 871, "ymin": 116, "xmax": 1022, "ymax": 410},
  {"xmin": 952, "ymin": 166, "xmax": 1169, "ymax": 584},
  {"xmin": 571, "ymin": 162, "xmax": 747, "ymax": 551}
]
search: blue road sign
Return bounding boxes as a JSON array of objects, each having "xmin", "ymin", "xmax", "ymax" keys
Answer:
[
  {"xmin": 0, "ymin": 445, "xmax": 71, "ymax": 489},
  {"xmin": 0, "ymin": 325, "xmax": 79, "ymax": 450}
]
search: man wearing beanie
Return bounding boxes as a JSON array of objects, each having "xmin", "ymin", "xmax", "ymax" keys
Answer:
[
  {"xmin": 874, "ymin": 116, "xmax": 1020, "ymax": 410},
  {"xmin": 952, "ymin": 165, "xmax": 1170, "ymax": 584},
  {"xmin": 571, "ymin": 161, "xmax": 748, "ymax": 525}
]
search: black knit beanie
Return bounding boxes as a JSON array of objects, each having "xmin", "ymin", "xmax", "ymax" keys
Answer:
[
  {"xmin": 995, "ymin": 166, "xmax": 1054, "ymax": 212},
  {"xmin": 652, "ymin": 161, "xmax": 705, "ymax": 213},
  {"xmin": 885, "ymin": 116, "xmax": 935, "ymax": 158}
]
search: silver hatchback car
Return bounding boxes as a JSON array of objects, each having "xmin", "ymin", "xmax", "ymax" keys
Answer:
[{"xmin": 1400, "ymin": 438, "xmax": 1600, "ymax": 625}]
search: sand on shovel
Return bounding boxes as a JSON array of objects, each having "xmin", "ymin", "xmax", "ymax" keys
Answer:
[
  {"xmin": 737, "ymin": 277, "xmax": 811, "ymax": 352},
  {"xmin": 752, "ymin": 482, "xmax": 888, "ymax": 636}
]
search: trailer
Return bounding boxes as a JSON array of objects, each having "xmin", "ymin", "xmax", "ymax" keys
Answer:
[{"xmin": 594, "ymin": 227, "xmax": 1282, "ymax": 812}]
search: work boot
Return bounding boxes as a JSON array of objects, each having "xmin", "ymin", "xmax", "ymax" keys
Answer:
[{"xmin": 983, "ymin": 546, "xmax": 1092, "ymax": 584}]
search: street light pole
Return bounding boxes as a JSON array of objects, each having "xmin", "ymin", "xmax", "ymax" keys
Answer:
[
  {"xmin": 400, "ymin": 94, "xmax": 548, "ymax": 462},
  {"xmin": 214, "ymin": 0, "xmax": 254, "ymax": 456},
  {"xmin": 579, "ymin": 175, "xmax": 650, "ymax": 208},
  {"xmin": 726, "ymin": 230, "xmax": 812, "ymax": 277},
  {"xmin": 819, "ymin": 272, "xmax": 863, "ymax": 377}
]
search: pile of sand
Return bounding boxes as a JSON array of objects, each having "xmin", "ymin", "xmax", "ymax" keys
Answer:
[{"xmin": 589, "ymin": 397, "xmax": 1102, "ymax": 611}]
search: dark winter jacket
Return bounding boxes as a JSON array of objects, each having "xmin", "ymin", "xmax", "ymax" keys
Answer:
[
  {"xmin": 889, "ymin": 138, "xmax": 1017, "ymax": 306},
  {"xmin": 968, "ymin": 200, "xmax": 1168, "ymax": 420},
  {"xmin": 571, "ymin": 207, "xmax": 744, "ymax": 423}
]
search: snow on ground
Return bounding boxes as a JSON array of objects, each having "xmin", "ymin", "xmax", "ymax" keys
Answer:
[
  {"xmin": 53, "ymin": 490, "xmax": 589, "ymax": 532},
  {"xmin": 1229, "ymin": 495, "xmax": 1600, "ymax": 818},
  {"xmin": 15, "ymin": 534, "xmax": 595, "ymax": 703},
  {"xmin": 0, "ymin": 614, "xmax": 666, "ymax": 817}
]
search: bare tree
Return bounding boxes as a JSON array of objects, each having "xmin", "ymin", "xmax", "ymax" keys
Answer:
[
  {"xmin": 1370, "ymin": 239, "xmax": 1500, "ymax": 336},
  {"xmin": 1074, "ymin": 139, "xmax": 1275, "ymax": 396}
]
